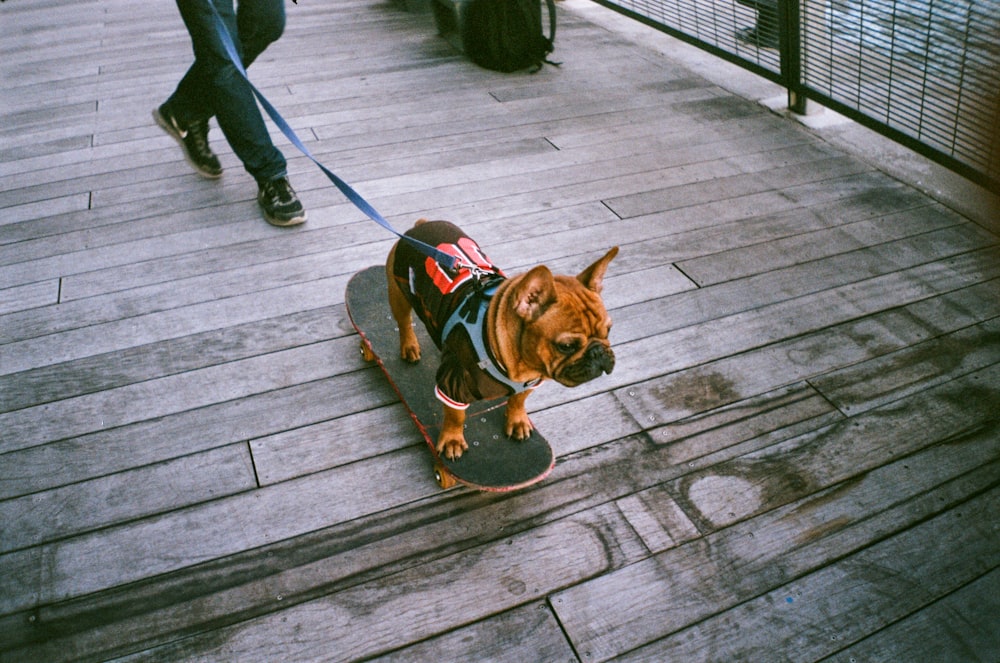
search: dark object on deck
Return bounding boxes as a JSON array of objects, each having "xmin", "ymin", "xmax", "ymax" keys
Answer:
[{"xmin": 433, "ymin": 0, "xmax": 559, "ymax": 72}]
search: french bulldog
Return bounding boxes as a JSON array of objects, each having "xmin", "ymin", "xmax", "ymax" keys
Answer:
[{"xmin": 386, "ymin": 219, "xmax": 618, "ymax": 460}]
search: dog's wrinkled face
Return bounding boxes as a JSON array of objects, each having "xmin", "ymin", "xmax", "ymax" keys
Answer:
[
  {"xmin": 505, "ymin": 247, "xmax": 618, "ymax": 386},
  {"xmin": 523, "ymin": 276, "xmax": 614, "ymax": 386}
]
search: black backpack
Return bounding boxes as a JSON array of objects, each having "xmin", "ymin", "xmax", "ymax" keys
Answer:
[{"xmin": 461, "ymin": 0, "xmax": 558, "ymax": 73}]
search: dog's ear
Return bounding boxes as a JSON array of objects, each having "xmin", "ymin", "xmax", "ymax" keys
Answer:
[
  {"xmin": 512, "ymin": 265, "xmax": 557, "ymax": 322},
  {"xmin": 577, "ymin": 247, "xmax": 619, "ymax": 293}
]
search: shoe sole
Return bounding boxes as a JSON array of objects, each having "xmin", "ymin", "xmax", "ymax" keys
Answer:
[
  {"xmin": 261, "ymin": 208, "xmax": 307, "ymax": 227},
  {"xmin": 152, "ymin": 108, "xmax": 224, "ymax": 180}
]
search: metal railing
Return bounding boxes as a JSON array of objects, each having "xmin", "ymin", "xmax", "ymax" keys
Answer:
[{"xmin": 593, "ymin": 0, "xmax": 1000, "ymax": 193}]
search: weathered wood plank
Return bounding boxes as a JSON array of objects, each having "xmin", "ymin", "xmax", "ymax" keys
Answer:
[
  {"xmin": 0, "ymin": 278, "xmax": 58, "ymax": 316},
  {"xmin": 5, "ymin": 240, "xmax": 996, "ymax": 492},
  {"xmin": 0, "ymin": 274, "xmax": 356, "ymax": 371},
  {"xmin": 0, "ymin": 435, "xmax": 652, "ymax": 659},
  {"xmin": 551, "ymin": 378, "xmax": 1000, "ymax": 659},
  {"xmin": 0, "ymin": 443, "xmax": 255, "ymax": 554},
  {"xmin": 602, "ymin": 155, "xmax": 872, "ymax": 220},
  {"xmin": 661, "ymin": 367, "xmax": 998, "ymax": 532},
  {"xmin": 615, "ymin": 486, "xmax": 702, "ymax": 553},
  {"xmin": 0, "ymin": 98, "xmax": 812, "ymax": 252},
  {"xmin": 369, "ymin": 602, "xmax": 578, "ymax": 662},
  {"xmin": 675, "ymin": 203, "xmax": 973, "ymax": 286},
  {"xmin": 0, "ymin": 306, "xmax": 341, "ymax": 414},
  {"xmin": 811, "ymin": 314, "xmax": 1000, "ymax": 415},
  {"xmin": 0, "ymin": 135, "xmax": 92, "ymax": 167},
  {"xmin": 824, "ymin": 567, "xmax": 1000, "ymax": 663},
  {"xmin": 635, "ymin": 383, "xmax": 843, "ymax": 479},
  {"xmin": 0, "ymin": 192, "xmax": 89, "ymax": 227},
  {"xmin": 249, "ymin": 403, "xmax": 421, "ymax": 487},
  {"xmin": 432, "ymin": 176, "xmax": 930, "ymax": 280},
  {"xmin": 3, "ymin": 101, "xmax": 688, "ymax": 257},
  {"xmin": 0, "ymin": 445, "xmax": 433, "ymax": 616},
  {"xmin": 0, "ymin": 482, "xmax": 642, "ymax": 660},
  {"xmin": 1, "ymin": 180, "xmax": 967, "ymax": 371},
  {"xmin": 3, "ymin": 381, "xmax": 819, "ymax": 658},
  {"xmin": 616, "ymin": 488, "xmax": 1000, "ymax": 662},
  {"xmin": 55, "ymin": 199, "xmax": 609, "ymax": 303},
  {"xmin": 0, "ymin": 338, "xmax": 364, "ymax": 455},
  {"xmin": 501, "ymin": 177, "xmax": 946, "ymax": 287},
  {"xmin": 0, "ymin": 126, "xmax": 802, "ymax": 291},
  {"xmin": 254, "ymin": 389, "xmax": 642, "ymax": 487},
  {"xmin": 0, "ymin": 101, "xmax": 97, "ymax": 138},
  {"xmin": 325, "ymin": 132, "xmax": 824, "ymax": 221},
  {"xmin": 107, "ymin": 507, "xmax": 644, "ymax": 662},
  {"xmin": 610, "ymin": 268, "xmax": 1000, "ymax": 429},
  {"xmin": 0, "ymin": 133, "xmax": 553, "ymax": 219},
  {"xmin": 0, "ymin": 371, "xmax": 398, "ymax": 500},
  {"xmin": 0, "ymin": 421, "xmax": 659, "ymax": 622},
  {"xmin": 527, "ymin": 392, "xmax": 645, "ymax": 457},
  {"xmin": 0, "ymin": 92, "xmax": 708, "ymax": 183},
  {"xmin": 1, "ymin": 220, "xmax": 682, "ymax": 416},
  {"xmin": 618, "ymin": 264, "xmax": 1000, "ymax": 412}
]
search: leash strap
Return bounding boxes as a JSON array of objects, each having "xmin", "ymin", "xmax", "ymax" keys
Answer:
[{"xmin": 203, "ymin": 1, "xmax": 461, "ymax": 271}]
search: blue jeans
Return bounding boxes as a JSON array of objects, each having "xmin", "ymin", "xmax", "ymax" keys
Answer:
[{"xmin": 167, "ymin": 0, "xmax": 287, "ymax": 183}]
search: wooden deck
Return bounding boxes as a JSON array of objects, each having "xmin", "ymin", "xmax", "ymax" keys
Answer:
[{"xmin": 2, "ymin": 0, "xmax": 999, "ymax": 661}]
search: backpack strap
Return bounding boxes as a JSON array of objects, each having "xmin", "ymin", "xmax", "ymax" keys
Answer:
[
  {"xmin": 519, "ymin": 0, "xmax": 559, "ymax": 69},
  {"xmin": 545, "ymin": 0, "xmax": 556, "ymax": 45},
  {"xmin": 541, "ymin": 0, "xmax": 560, "ymax": 67}
]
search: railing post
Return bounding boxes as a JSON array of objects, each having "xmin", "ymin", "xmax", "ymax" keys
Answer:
[{"xmin": 778, "ymin": 0, "xmax": 807, "ymax": 114}]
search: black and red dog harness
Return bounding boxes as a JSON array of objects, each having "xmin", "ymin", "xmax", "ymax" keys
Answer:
[{"xmin": 391, "ymin": 221, "xmax": 542, "ymax": 409}]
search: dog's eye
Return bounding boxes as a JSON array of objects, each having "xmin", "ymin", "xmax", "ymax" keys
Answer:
[{"xmin": 555, "ymin": 340, "xmax": 581, "ymax": 355}]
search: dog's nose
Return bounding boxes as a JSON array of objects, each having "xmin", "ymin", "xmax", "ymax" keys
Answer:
[{"xmin": 587, "ymin": 342, "xmax": 615, "ymax": 375}]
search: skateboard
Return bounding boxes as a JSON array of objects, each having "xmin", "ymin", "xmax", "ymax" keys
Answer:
[{"xmin": 345, "ymin": 266, "xmax": 555, "ymax": 491}]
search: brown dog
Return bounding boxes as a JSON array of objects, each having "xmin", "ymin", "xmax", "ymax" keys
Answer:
[{"xmin": 386, "ymin": 220, "xmax": 618, "ymax": 460}]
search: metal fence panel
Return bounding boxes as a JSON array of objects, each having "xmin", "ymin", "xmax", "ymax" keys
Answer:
[{"xmin": 593, "ymin": 0, "xmax": 1000, "ymax": 192}]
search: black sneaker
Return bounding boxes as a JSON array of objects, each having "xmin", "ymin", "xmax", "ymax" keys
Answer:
[
  {"xmin": 153, "ymin": 104, "xmax": 223, "ymax": 179},
  {"xmin": 257, "ymin": 176, "xmax": 307, "ymax": 227}
]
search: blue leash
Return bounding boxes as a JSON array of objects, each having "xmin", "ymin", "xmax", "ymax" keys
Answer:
[{"xmin": 204, "ymin": 1, "xmax": 461, "ymax": 271}]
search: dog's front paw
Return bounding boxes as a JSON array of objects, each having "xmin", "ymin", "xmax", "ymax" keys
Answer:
[
  {"xmin": 400, "ymin": 341, "xmax": 421, "ymax": 363},
  {"xmin": 505, "ymin": 412, "xmax": 534, "ymax": 440},
  {"xmin": 399, "ymin": 327, "xmax": 421, "ymax": 363},
  {"xmin": 437, "ymin": 434, "xmax": 468, "ymax": 460}
]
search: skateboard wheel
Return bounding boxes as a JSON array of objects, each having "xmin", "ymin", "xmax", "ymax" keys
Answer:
[
  {"xmin": 360, "ymin": 341, "xmax": 375, "ymax": 362},
  {"xmin": 434, "ymin": 464, "xmax": 457, "ymax": 489}
]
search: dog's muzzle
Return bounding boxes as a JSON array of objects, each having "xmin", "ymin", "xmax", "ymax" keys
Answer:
[{"xmin": 561, "ymin": 342, "xmax": 615, "ymax": 385}]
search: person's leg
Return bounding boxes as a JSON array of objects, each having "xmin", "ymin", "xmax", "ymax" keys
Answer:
[
  {"xmin": 237, "ymin": 0, "xmax": 285, "ymax": 68},
  {"xmin": 153, "ymin": 0, "xmax": 226, "ymax": 179},
  {"xmin": 153, "ymin": 102, "xmax": 224, "ymax": 178},
  {"xmin": 234, "ymin": 0, "xmax": 307, "ymax": 226},
  {"xmin": 168, "ymin": 0, "xmax": 285, "ymax": 120},
  {"xmin": 158, "ymin": 0, "xmax": 304, "ymax": 225},
  {"xmin": 167, "ymin": 0, "xmax": 287, "ymax": 183}
]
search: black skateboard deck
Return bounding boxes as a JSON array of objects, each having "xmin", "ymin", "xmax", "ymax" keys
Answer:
[{"xmin": 345, "ymin": 266, "xmax": 555, "ymax": 491}]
